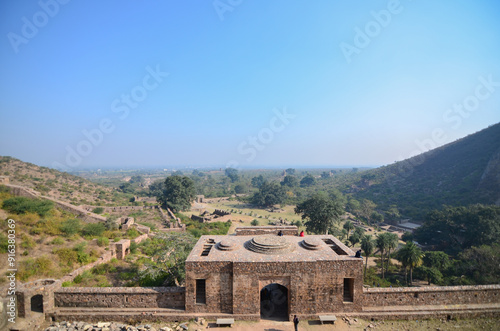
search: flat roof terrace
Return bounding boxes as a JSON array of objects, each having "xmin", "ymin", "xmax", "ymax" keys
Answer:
[{"xmin": 186, "ymin": 234, "xmax": 357, "ymax": 263}]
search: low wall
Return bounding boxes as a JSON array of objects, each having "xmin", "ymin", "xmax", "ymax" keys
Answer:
[
  {"xmin": 363, "ymin": 285, "xmax": 500, "ymax": 307},
  {"xmin": 5, "ymin": 184, "xmax": 106, "ymax": 223},
  {"xmin": 54, "ymin": 287, "xmax": 185, "ymax": 309},
  {"xmin": 234, "ymin": 226, "xmax": 298, "ymax": 236}
]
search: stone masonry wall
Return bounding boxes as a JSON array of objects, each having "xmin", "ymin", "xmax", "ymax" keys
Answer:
[
  {"xmin": 234, "ymin": 226, "xmax": 298, "ymax": 236},
  {"xmin": 363, "ymin": 285, "xmax": 500, "ymax": 307},
  {"xmin": 185, "ymin": 261, "xmax": 233, "ymax": 314},
  {"xmin": 54, "ymin": 287, "xmax": 185, "ymax": 309},
  {"xmin": 185, "ymin": 258, "xmax": 364, "ymax": 317}
]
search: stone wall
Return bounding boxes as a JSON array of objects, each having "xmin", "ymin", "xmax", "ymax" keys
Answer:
[
  {"xmin": 185, "ymin": 258, "xmax": 364, "ymax": 317},
  {"xmin": 234, "ymin": 226, "xmax": 299, "ymax": 236},
  {"xmin": 5, "ymin": 184, "xmax": 106, "ymax": 223},
  {"xmin": 54, "ymin": 287, "xmax": 185, "ymax": 309},
  {"xmin": 363, "ymin": 284, "xmax": 500, "ymax": 307}
]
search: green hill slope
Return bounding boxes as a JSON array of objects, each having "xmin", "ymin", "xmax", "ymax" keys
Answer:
[{"xmin": 354, "ymin": 123, "xmax": 500, "ymax": 221}]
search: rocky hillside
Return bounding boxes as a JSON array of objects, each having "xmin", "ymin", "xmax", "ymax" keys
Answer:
[
  {"xmin": 0, "ymin": 156, "xmax": 131, "ymax": 206},
  {"xmin": 353, "ymin": 122, "xmax": 500, "ymax": 221}
]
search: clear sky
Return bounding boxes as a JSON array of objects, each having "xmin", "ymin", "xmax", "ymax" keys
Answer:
[{"xmin": 1, "ymin": 0, "xmax": 499, "ymax": 170}]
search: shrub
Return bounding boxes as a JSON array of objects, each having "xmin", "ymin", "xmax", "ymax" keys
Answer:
[
  {"xmin": 17, "ymin": 256, "xmax": 53, "ymax": 281},
  {"xmin": 60, "ymin": 219, "xmax": 81, "ymax": 236},
  {"xmin": 73, "ymin": 242, "xmax": 87, "ymax": 252},
  {"xmin": 51, "ymin": 237, "xmax": 65, "ymax": 245},
  {"xmin": 0, "ymin": 233, "xmax": 8, "ymax": 253},
  {"xmin": 126, "ymin": 228, "xmax": 140, "ymax": 239},
  {"xmin": 251, "ymin": 219, "xmax": 259, "ymax": 226},
  {"xmin": 97, "ymin": 237, "xmax": 109, "ymax": 247},
  {"xmin": 55, "ymin": 248, "xmax": 78, "ymax": 266},
  {"xmin": 1, "ymin": 197, "xmax": 53, "ymax": 216},
  {"xmin": 20, "ymin": 234, "xmax": 36, "ymax": 250},
  {"xmin": 81, "ymin": 223, "xmax": 105, "ymax": 237},
  {"xmin": 92, "ymin": 207, "xmax": 104, "ymax": 214},
  {"xmin": 130, "ymin": 241, "xmax": 138, "ymax": 254}
]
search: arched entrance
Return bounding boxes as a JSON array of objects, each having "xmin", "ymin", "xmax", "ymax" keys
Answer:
[
  {"xmin": 30, "ymin": 294, "xmax": 43, "ymax": 313},
  {"xmin": 260, "ymin": 283, "xmax": 288, "ymax": 320}
]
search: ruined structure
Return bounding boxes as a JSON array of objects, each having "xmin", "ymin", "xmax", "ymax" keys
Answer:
[
  {"xmin": 185, "ymin": 233, "xmax": 363, "ymax": 319},
  {"xmin": 191, "ymin": 209, "xmax": 231, "ymax": 223},
  {"xmin": 9, "ymin": 227, "xmax": 500, "ymax": 329}
]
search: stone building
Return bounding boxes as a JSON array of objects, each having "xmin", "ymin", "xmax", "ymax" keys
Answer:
[{"xmin": 185, "ymin": 233, "xmax": 363, "ymax": 320}]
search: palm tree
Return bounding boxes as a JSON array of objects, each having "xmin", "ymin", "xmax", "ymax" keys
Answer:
[
  {"xmin": 343, "ymin": 221, "xmax": 354, "ymax": 239},
  {"xmin": 397, "ymin": 241, "xmax": 424, "ymax": 286},
  {"xmin": 376, "ymin": 233, "xmax": 389, "ymax": 279},
  {"xmin": 361, "ymin": 234, "xmax": 374, "ymax": 279},
  {"xmin": 385, "ymin": 233, "xmax": 399, "ymax": 273}
]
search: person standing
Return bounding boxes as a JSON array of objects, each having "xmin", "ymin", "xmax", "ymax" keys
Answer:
[{"xmin": 293, "ymin": 315, "xmax": 299, "ymax": 331}]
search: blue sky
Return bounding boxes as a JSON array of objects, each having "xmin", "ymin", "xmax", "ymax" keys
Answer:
[{"xmin": 1, "ymin": 0, "xmax": 499, "ymax": 170}]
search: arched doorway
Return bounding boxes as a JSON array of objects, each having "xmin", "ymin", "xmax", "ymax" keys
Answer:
[
  {"xmin": 30, "ymin": 294, "xmax": 43, "ymax": 313},
  {"xmin": 260, "ymin": 283, "xmax": 288, "ymax": 320}
]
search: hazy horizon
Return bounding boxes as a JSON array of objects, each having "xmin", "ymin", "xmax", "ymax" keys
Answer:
[{"xmin": 1, "ymin": 1, "xmax": 499, "ymax": 170}]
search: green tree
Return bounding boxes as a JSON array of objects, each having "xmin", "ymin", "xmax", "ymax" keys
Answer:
[
  {"xmin": 251, "ymin": 181, "xmax": 286, "ymax": 207},
  {"xmin": 139, "ymin": 232, "xmax": 197, "ymax": 286},
  {"xmin": 225, "ymin": 168, "xmax": 239, "ymax": 183},
  {"xmin": 346, "ymin": 199, "xmax": 361, "ymax": 215},
  {"xmin": 349, "ymin": 232, "xmax": 361, "ymax": 247},
  {"xmin": 361, "ymin": 234, "xmax": 375, "ymax": 279},
  {"xmin": 234, "ymin": 184, "xmax": 247, "ymax": 194},
  {"xmin": 414, "ymin": 205, "xmax": 500, "ymax": 254},
  {"xmin": 148, "ymin": 179, "xmax": 165, "ymax": 198},
  {"xmin": 385, "ymin": 232, "xmax": 399, "ymax": 272},
  {"xmin": 285, "ymin": 168, "xmax": 296, "ymax": 175},
  {"xmin": 295, "ymin": 192, "xmax": 344, "ymax": 234},
  {"xmin": 156, "ymin": 175, "xmax": 196, "ymax": 212},
  {"xmin": 343, "ymin": 221, "xmax": 354, "ymax": 239},
  {"xmin": 455, "ymin": 244, "xmax": 500, "ymax": 285},
  {"xmin": 397, "ymin": 241, "xmax": 424, "ymax": 285},
  {"xmin": 415, "ymin": 265, "xmax": 443, "ymax": 285},
  {"xmin": 422, "ymin": 251, "xmax": 450, "ymax": 271},
  {"xmin": 376, "ymin": 233, "xmax": 389, "ymax": 279},
  {"xmin": 359, "ymin": 199, "xmax": 376, "ymax": 223},
  {"xmin": 251, "ymin": 175, "xmax": 266, "ymax": 188},
  {"xmin": 370, "ymin": 211, "xmax": 384, "ymax": 224},
  {"xmin": 281, "ymin": 175, "xmax": 299, "ymax": 188},
  {"xmin": 300, "ymin": 174, "xmax": 316, "ymax": 187}
]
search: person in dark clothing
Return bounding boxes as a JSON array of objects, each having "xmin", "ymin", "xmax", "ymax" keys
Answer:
[
  {"xmin": 293, "ymin": 315, "xmax": 299, "ymax": 330},
  {"xmin": 278, "ymin": 230, "xmax": 284, "ymax": 236},
  {"xmin": 355, "ymin": 249, "xmax": 362, "ymax": 258}
]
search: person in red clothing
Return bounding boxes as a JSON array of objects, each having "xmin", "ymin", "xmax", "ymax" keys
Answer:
[{"xmin": 299, "ymin": 230, "xmax": 304, "ymax": 237}]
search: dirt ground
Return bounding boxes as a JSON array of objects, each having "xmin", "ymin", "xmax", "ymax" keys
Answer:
[{"xmin": 38, "ymin": 317, "xmax": 500, "ymax": 331}]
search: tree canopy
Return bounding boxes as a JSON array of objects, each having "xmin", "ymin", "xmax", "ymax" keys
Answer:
[
  {"xmin": 155, "ymin": 175, "xmax": 196, "ymax": 212},
  {"xmin": 294, "ymin": 192, "xmax": 344, "ymax": 234},
  {"xmin": 251, "ymin": 181, "xmax": 286, "ymax": 207},
  {"xmin": 225, "ymin": 167, "xmax": 239, "ymax": 182},
  {"xmin": 414, "ymin": 204, "xmax": 500, "ymax": 254}
]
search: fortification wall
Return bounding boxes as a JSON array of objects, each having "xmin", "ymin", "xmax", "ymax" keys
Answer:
[
  {"xmin": 54, "ymin": 287, "xmax": 185, "ymax": 309},
  {"xmin": 363, "ymin": 285, "xmax": 500, "ymax": 307},
  {"xmin": 5, "ymin": 184, "xmax": 106, "ymax": 223}
]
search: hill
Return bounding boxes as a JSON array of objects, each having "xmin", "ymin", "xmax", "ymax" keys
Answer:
[
  {"xmin": 0, "ymin": 156, "xmax": 132, "ymax": 206},
  {"xmin": 353, "ymin": 123, "xmax": 500, "ymax": 221}
]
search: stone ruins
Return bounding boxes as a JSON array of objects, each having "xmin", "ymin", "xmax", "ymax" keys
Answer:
[{"xmin": 11, "ymin": 226, "xmax": 500, "ymax": 329}]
